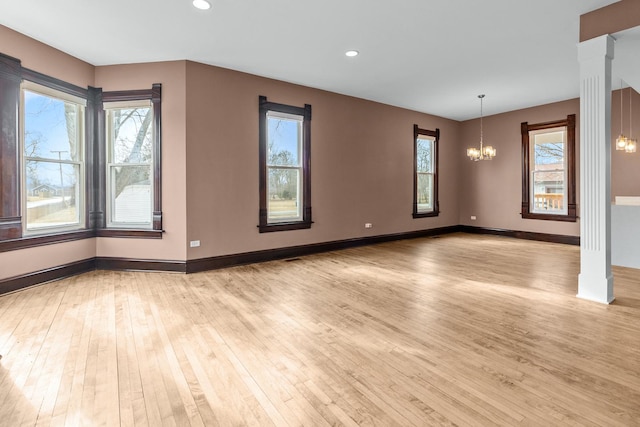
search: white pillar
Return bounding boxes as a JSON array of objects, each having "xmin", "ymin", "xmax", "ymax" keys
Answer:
[{"xmin": 577, "ymin": 35, "xmax": 615, "ymax": 304}]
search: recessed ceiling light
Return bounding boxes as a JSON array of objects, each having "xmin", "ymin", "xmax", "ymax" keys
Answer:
[
  {"xmin": 345, "ymin": 50, "xmax": 359, "ymax": 57},
  {"xmin": 193, "ymin": 0, "xmax": 211, "ymax": 10}
]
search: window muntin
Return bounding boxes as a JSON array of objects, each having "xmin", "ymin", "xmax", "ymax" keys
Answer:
[
  {"xmin": 21, "ymin": 83, "xmax": 85, "ymax": 234},
  {"xmin": 530, "ymin": 127, "xmax": 567, "ymax": 215},
  {"xmin": 258, "ymin": 96, "xmax": 311, "ymax": 233},
  {"xmin": 413, "ymin": 125, "xmax": 439, "ymax": 218},
  {"xmin": 521, "ymin": 114, "xmax": 576, "ymax": 222},
  {"xmin": 105, "ymin": 101, "xmax": 154, "ymax": 228}
]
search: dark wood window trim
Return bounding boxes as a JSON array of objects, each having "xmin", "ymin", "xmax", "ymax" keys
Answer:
[
  {"xmin": 0, "ymin": 50, "xmax": 163, "ymax": 254},
  {"xmin": 521, "ymin": 114, "xmax": 577, "ymax": 222},
  {"xmin": 0, "ymin": 53, "xmax": 22, "ymax": 240},
  {"xmin": 95, "ymin": 228, "xmax": 162, "ymax": 239},
  {"xmin": 100, "ymin": 84, "xmax": 163, "ymax": 237},
  {"xmin": 258, "ymin": 95, "xmax": 312, "ymax": 233},
  {"xmin": 22, "ymin": 67, "xmax": 89, "ymax": 100},
  {"xmin": 87, "ymin": 86, "xmax": 104, "ymax": 230},
  {"xmin": 413, "ymin": 124, "xmax": 440, "ymax": 219},
  {"xmin": 0, "ymin": 230, "xmax": 94, "ymax": 253}
]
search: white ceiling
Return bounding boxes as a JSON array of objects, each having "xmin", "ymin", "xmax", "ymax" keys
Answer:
[{"xmin": 1, "ymin": 0, "xmax": 633, "ymax": 121}]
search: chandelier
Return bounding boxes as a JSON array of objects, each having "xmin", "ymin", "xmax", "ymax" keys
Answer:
[
  {"xmin": 467, "ymin": 94, "xmax": 496, "ymax": 161},
  {"xmin": 616, "ymin": 81, "xmax": 637, "ymax": 153}
]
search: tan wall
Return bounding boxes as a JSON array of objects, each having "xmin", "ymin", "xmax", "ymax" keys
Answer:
[
  {"xmin": 184, "ymin": 61, "xmax": 460, "ymax": 259},
  {"xmin": 458, "ymin": 99, "xmax": 581, "ymax": 236},
  {"xmin": 0, "ymin": 25, "xmax": 96, "ymax": 280},
  {"xmin": 0, "ymin": 25, "xmax": 93, "ymax": 88},
  {"xmin": 94, "ymin": 61, "xmax": 188, "ymax": 261},
  {"xmin": 0, "ymin": 239, "xmax": 95, "ymax": 279},
  {"xmin": 611, "ymin": 88, "xmax": 640, "ymax": 198},
  {"xmin": 3, "ymin": 23, "xmax": 640, "ymax": 280},
  {"xmin": 580, "ymin": 0, "xmax": 640, "ymax": 42}
]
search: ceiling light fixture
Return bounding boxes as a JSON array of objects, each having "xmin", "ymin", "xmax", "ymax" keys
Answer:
[
  {"xmin": 345, "ymin": 50, "xmax": 359, "ymax": 57},
  {"xmin": 192, "ymin": 0, "xmax": 211, "ymax": 10},
  {"xmin": 625, "ymin": 85, "xmax": 637, "ymax": 153},
  {"xmin": 467, "ymin": 94, "xmax": 496, "ymax": 161},
  {"xmin": 616, "ymin": 80, "xmax": 628, "ymax": 151}
]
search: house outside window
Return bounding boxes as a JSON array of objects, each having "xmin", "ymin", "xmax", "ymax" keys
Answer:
[
  {"xmin": 22, "ymin": 82, "xmax": 85, "ymax": 234},
  {"xmin": 258, "ymin": 96, "xmax": 312, "ymax": 233},
  {"xmin": 521, "ymin": 114, "xmax": 576, "ymax": 222},
  {"xmin": 413, "ymin": 125, "xmax": 440, "ymax": 218}
]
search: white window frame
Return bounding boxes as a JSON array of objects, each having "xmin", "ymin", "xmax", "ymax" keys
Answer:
[
  {"xmin": 104, "ymin": 99, "xmax": 154, "ymax": 229},
  {"xmin": 416, "ymin": 135, "xmax": 435, "ymax": 214},
  {"xmin": 529, "ymin": 126, "xmax": 568, "ymax": 216},
  {"xmin": 20, "ymin": 81, "xmax": 86, "ymax": 235},
  {"xmin": 266, "ymin": 110, "xmax": 304, "ymax": 224}
]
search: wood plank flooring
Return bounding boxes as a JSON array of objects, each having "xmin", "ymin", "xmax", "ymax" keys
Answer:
[{"xmin": 1, "ymin": 233, "xmax": 639, "ymax": 426}]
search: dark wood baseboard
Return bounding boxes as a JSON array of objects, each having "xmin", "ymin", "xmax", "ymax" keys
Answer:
[
  {"xmin": 0, "ymin": 225, "xmax": 580, "ymax": 295},
  {"xmin": 95, "ymin": 257, "xmax": 186, "ymax": 273},
  {"xmin": 460, "ymin": 225, "xmax": 580, "ymax": 246},
  {"xmin": 0, "ymin": 258, "xmax": 95, "ymax": 295},
  {"xmin": 186, "ymin": 225, "xmax": 462, "ymax": 273}
]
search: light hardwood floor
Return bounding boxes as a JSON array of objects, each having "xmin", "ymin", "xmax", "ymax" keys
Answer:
[{"xmin": 1, "ymin": 233, "xmax": 639, "ymax": 426}]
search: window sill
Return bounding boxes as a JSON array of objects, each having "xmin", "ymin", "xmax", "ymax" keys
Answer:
[
  {"xmin": 0, "ymin": 229, "xmax": 94, "ymax": 253},
  {"xmin": 413, "ymin": 210, "xmax": 439, "ymax": 219},
  {"xmin": 0, "ymin": 227, "xmax": 164, "ymax": 253},
  {"xmin": 522, "ymin": 212, "xmax": 577, "ymax": 222},
  {"xmin": 258, "ymin": 221, "xmax": 312, "ymax": 233},
  {"xmin": 96, "ymin": 228, "xmax": 163, "ymax": 239}
]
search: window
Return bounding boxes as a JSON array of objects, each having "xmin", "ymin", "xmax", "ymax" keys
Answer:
[
  {"xmin": 101, "ymin": 85, "xmax": 163, "ymax": 234},
  {"xmin": 413, "ymin": 125, "xmax": 440, "ymax": 218},
  {"xmin": 21, "ymin": 81, "xmax": 86, "ymax": 234},
  {"xmin": 521, "ymin": 114, "xmax": 576, "ymax": 221},
  {"xmin": 0, "ymin": 51, "xmax": 163, "ymax": 250},
  {"xmin": 105, "ymin": 101, "xmax": 153, "ymax": 228},
  {"xmin": 258, "ymin": 96, "xmax": 311, "ymax": 233}
]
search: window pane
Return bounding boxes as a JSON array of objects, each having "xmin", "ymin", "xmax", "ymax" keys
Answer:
[
  {"xmin": 109, "ymin": 108, "xmax": 153, "ymax": 164},
  {"xmin": 532, "ymin": 171, "xmax": 564, "ymax": 213},
  {"xmin": 267, "ymin": 167, "xmax": 300, "ymax": 222},
  {"xmin": 531, "ymin": 130, "xmax": 566, "ymax": 214},
  {"xmin": 267, "ymin": 115, "xmax": 301, "ymax": 166},
  {"xmin": 416, "ymin": 137, "xmax": 433, "ymax": 173},
  {"xmin": 533, "ymin": 132, "xmax": 564, "ymax": 169},
  {"xmin": 25, "ymin": 160, "xmax": 80, "ymax": 229},
  {"xmin": 110, "ymin": 165, "xmax": 152, "ymax": 224},
  {"xmin": 24, "ymin": 90, "xmax": 82, "ymax": 161},
  {"xmin": 417, "ymin": 172, "xmax": 433, "ymax": 212}
]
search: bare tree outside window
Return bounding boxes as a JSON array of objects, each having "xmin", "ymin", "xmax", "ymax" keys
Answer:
[
  {"xmin": 266, "ymin": 115, "xmax": 302, "ymax": 221},
  {"xmin": 23, "ymin": 87, "xmax": 83, "ymax": 231},
  {"xmin": 106, "ymin": 106, "xmax": 153, "ymax": 226}
]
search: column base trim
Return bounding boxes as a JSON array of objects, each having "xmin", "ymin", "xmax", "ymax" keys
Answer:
[{"xmin": 576, "ymin": 293, "xmax": 615, "ymax": 305}]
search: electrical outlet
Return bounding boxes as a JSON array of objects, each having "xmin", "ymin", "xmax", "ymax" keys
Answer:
[
  {"xmin": 190, "ymin": 240, "xmax": 201, "ymax": 248},
  {"xmin": 365, "ymin": 223, "xmax": 373, "ymax": 228},
  {"xmin": 470, "ymin": 216, "xmax": 477, "ymax": 221}
]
